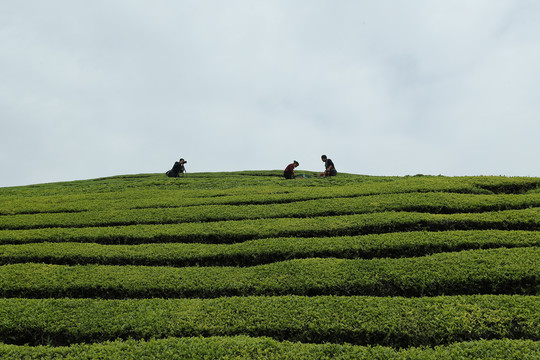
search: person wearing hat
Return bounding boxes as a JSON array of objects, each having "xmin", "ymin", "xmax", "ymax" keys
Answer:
[
  {"xmin": 166, "ymin": 158, "xmax": 187, "ymax": 177},
  {"xmin": 321, "ymin": 155, "xmax": 337, "ymax": 176},
  {"xmin": 284, "ymin": 160, "xmax": 299, "ymax": 179}
]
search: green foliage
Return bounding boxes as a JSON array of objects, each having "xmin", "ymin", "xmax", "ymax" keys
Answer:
[
  {"xmin": 0, "ymin": 295, "xmax": 539, "ymax": 347},
  {"xmin": 0, "ymin": 247, "xmax": 538, "ymax": 298},
  {"xmin": 2, "ymin": 173, "xmax": 538, "ymax": 216},
  {"xmin": 0, "ymin": 337, "xmax": 539, "ymax": 360},
  {"xmin": 1, "ymin": 208, "xmax": 539, "ymax": 245},
  {"xmin": 2, "ymin": 192, "xmax": 540, "ymax": 230},
  {"xmin": 0, "ymin": 171, "xmax": 539, "ymax": 358},
  {"xmin": 0, "ymin": 230, "xmax": 538, "ymax": 266}
]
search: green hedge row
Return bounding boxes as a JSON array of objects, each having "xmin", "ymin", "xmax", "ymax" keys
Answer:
[
  {"xmin": 1, "ymin": 230, "xmax": 538, "ymax": 267},
  {"xmin": 1, "ymin": 208, "xmax": 539, "ymax": 245},
  {"xmin": 3, "ymin": 192, "xmax": 540, "ymax": 230},
  {"xmin": 6, "ymin": 174, "xmax": 534, "ymax": 215},
  {"xmin": 1, "ymin": 247, "xmax": 538, "ymax": 298},
  {"xmin": 1, "ymin": 337, "xmax": 539, "ymax": 359},
  {"xmin": 0, "ymin": 295, "xmax": 538, "ymax": 347},
  {"xmin": 0, "ymin": 184, "xmax": 306, "ymax": 215}
]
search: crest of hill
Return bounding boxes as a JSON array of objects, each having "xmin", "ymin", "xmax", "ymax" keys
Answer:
[{"xmin": 1, "ymin": 170, "xmax": 539, "ymax": 195}]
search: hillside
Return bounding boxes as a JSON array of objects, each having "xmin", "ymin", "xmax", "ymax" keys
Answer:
[{"xmin": 0, "ymin": 171, "xmax": 539, "ymax": 359}]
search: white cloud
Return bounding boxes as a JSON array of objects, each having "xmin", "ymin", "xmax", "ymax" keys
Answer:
[{"xmin": 1, "ymin": 1, "xmax": 539, "ymax": 187}]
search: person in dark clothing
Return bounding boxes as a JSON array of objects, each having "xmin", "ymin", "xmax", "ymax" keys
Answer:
[
  {"xmin": 284, "ymin": 160, "xmax": 299, "ymax": 179},
  {"xmin": 166, "ymin": 158, "xmax": 187, "ymax": 177},
  {"xmin": 321, "ymin": 155, "xmax": 337, "ymax": 176}
]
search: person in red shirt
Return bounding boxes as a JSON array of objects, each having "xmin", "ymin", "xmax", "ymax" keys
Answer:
[{"xmin": 284, "ymin": 160, "xmax": 299, "ymax": 179}]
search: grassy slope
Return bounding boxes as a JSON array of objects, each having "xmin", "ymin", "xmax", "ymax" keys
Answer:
[{"xmin": 0, "ymin": 171, "xmax": 539, "ymax": 359}]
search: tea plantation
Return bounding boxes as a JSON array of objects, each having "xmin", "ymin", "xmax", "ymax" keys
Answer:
[{"xmin": 0, "ymin": 171, "xmax": 539, "ymax": 359}]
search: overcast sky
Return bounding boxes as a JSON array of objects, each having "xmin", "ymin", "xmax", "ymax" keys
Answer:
[{"xmin": 1, "ymin": 1, "xmax": 539, "ymax": 188}]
